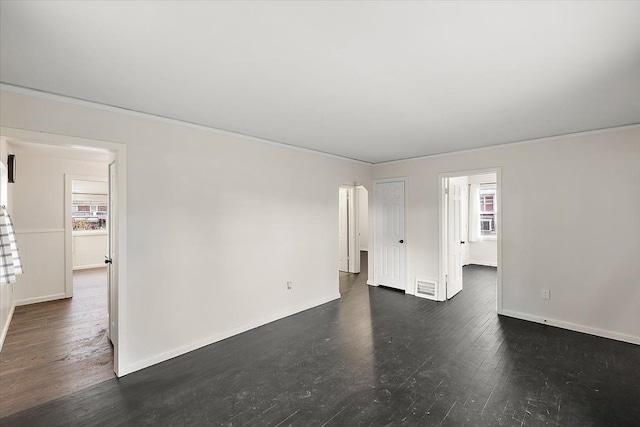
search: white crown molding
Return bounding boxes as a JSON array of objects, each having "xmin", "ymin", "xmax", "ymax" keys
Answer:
[
  {"xmin": 375, "ymin": 123, "xmax": 640, "ymax": 166},
  {"xmin": 0, "ymin": 83, "xmax": 372, "ymax": 165},
  {"xmin": 3, "ymin": 83, "xmax": 638, "ymax": 167}
]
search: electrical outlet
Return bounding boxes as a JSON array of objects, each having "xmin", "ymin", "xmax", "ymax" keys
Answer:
[
  {"xmin": 287, "ymin": 281, "xmax": 292, "ymax": 290},
  {"xmin": 542, "ymin": 289, "xmax": 550, "ymax": 300}
]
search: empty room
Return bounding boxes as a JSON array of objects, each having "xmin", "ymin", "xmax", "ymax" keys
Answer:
[{"xmin": 0, "ymin": 1, "xmax": 639, "ymax": 426}]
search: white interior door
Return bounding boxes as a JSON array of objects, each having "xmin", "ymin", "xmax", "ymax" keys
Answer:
[
  {"xmin": 461, "ymin": 183, "xmax": 469, "ymax": 266},
  {"xmin": 348, "ymin": 187, "xmax": 360, "ymax": 274},
  {"xmin": 374, "ymin": 181, "xmax": 405, "ymax": 290},
  {"xmin": 338, "ymin": 187, "xmax": 349, "ymax": 272},
  {"xmin": 447, "ymin": 179, "xmax": 463, "ymax": 298},
  {"xmin": 107, "ymin": 162, "xmax": 117, "ymax": 346}
]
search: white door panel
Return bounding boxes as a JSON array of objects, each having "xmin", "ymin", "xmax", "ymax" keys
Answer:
[
  {"xmin": 461, "ymin": 184, "xmax": 469, "ymax": 266},
  {"xmin": 447, "ymin": 180, "xmax": 463, "ymax": 298},
  {"xmin": 107, "ymin": 162, "xmax": 117, "ymax": 346},
  {"xmin": 338, "ymin": 187, "xmax": 349, "ymax": 272},
  {"xmin": 375, "ymin": 181, "xmax": 405, "ymax": 290}
]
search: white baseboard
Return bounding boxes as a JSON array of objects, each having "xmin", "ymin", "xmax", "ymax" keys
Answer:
[
  {"xmin": 498, "ymin": 309, "xmax": 640, "ymax": 346},
  {"xmin": 468, "ymin": 260, "xmax": 498, "ymax": 267},
  {"xmin": 120, "ymin": 293, "xmax": 341, "ymax": 376},
  {"xmin": 16, "ymin": 293, "xmax": 67, "ymax": 306},
  {"xmin": 0, "ymin": 302, "xmax": 16, "ymax": 352}
]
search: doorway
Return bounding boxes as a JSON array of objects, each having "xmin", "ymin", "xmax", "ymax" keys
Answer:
[
  {"xmin": 66, "ymin": 177, "xmax": 113, "ymax": 343},
  {"xmin": 0, "ymin": 136, "xmax": 122, "ymax": 415},
  {"xmin": 0, "ymin": 126, "xmax": 126, "ymax": 376},
  {"xmin": 338, "ymin": 185, "xmax": 368, "ymax": 274},
  {"xmin": 439, "ymin": 169, "xmax": 501, "ymax": 307}
]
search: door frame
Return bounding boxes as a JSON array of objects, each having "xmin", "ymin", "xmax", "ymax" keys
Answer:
[
  {"xmin": 338, "ymin": 185, "xmax": 361, "ymax": 274},
  {"xmin": 0, "ymin": 127, "xmax": 127, "ymax": 377},
  {"xmin": 372, "ymin": 177, "xmax": 408, "ymax": 291},
  {"xmin": 439, "ymin": 168, "xmax": 502, "ymax": 309},
  {"xmin": 64, "ymin": 174, "xmax": 108, "ymax": 297}
]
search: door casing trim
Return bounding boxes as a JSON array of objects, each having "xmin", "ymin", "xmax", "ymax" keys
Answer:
[{"xmin": 438, "ymin": 168, "xmax": 502, "ymax": 309}]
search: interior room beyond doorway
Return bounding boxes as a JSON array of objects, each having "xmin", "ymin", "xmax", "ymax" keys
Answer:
[
  {"xmin": 338, "ymin": 185, "xmax": 368, "ymax": 275},
  {"xmin": 0, "ymin": 135, "xmax": 117, "ymax": 416},
  {"xmin": 442, "ymin": 172, "xmax": 498, "ymax": 301}
]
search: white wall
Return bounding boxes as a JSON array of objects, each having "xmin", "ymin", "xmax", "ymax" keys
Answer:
[
  {"xmin": 374, "ymin": 127, "xmax": 640, "ymax": 344},
  {"xmin": 0, "ymin": 90, "xmax": 372, "ymax": 373},
  {"xmin": 7, "ymin": 146, "xmax": 107, "ymax": 305},
  {"xmin": 73, "ymin": 232, "xmax": 108, "ymax": 269},
  {"xmin": 358, "ymin": 186, "xmax": 368, "ymax": 251},
  {"xmin": 467, "ymin": 239, "xmax": 497, "ymax": 267},
  {"xmin": 467, "ymin": 173, "xmax": 497, "ymax": 267}
]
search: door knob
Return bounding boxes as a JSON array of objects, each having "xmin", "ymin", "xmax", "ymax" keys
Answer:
[
  {"xmin": 460, "ymin": 241, "xmax": 466, "ymax": 244},
  {"xmin": 399, "ymin": 239, "xmax": 404, "ymax": 243},
  {"xmin": 104, "ymin": 256, "xmax": 112, "ymax": 265}
]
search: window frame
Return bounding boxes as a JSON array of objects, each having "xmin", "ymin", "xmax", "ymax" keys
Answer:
[{"xmin": 479, "ymin": 184, "xmax": 497, "ymax": 240}]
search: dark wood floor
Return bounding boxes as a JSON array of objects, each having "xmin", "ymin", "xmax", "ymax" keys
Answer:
[
  {"xmin": 0, "ymin": 268, "xmax": 114, "ymax": 417},
  {"xmin": 2, "ymin": 253, "xmax": 639, "ymax": 426}
]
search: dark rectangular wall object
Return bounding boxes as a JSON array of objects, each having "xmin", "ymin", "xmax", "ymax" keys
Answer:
[{"xmin": 8, "ymin": 154, "xmax": 15, "ymax": 183}]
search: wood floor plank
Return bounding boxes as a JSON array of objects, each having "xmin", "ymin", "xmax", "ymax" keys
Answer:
[{"xmin": 0, "ymin": 268, "xmax": 114, "ymax": 417}]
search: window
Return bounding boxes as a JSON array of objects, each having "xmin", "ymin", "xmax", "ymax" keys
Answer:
[
  {"xmin": 479, "ymin": 189, "xmax": 496, "ymax": 236},
  {"xmin": 72, "ymin": 199, "xmax": 108, "ymax": 231}
]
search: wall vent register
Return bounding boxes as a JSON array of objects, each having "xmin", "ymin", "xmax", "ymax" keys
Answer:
[{"xmin": 415, "ymin": 278, "xmax": 438, "ymax": 301}]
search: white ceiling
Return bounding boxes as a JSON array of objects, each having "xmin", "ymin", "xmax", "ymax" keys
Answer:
[
  {"xmin": 72, "ymin": 179, "xmax": 108, "ymax": 195},
  {"xmin": 1, "ymin": 1, "xmax": 639, "ymax": 163}
]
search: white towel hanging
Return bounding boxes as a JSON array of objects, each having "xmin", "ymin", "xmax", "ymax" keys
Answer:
[{"xmin": 0, "ymin": 205, "xmax": 23, "ymax": 285}]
